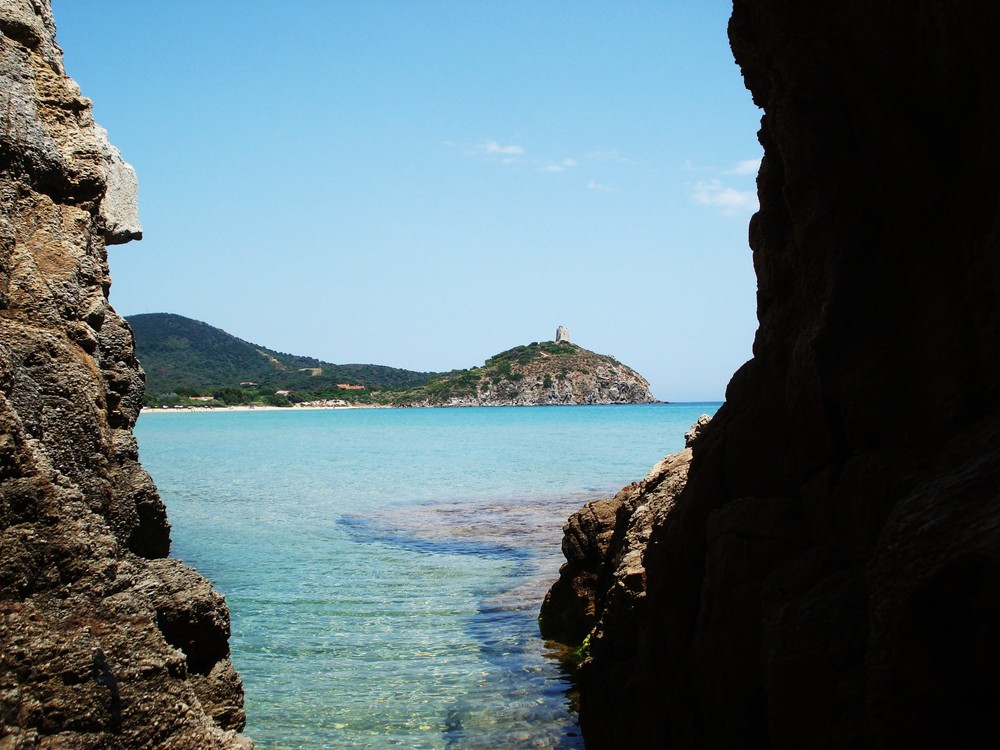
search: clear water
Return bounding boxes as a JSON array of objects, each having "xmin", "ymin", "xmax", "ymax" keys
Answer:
[{"xmin": 134, "ymin": 403, "xmax": 719, "ymax": 749}]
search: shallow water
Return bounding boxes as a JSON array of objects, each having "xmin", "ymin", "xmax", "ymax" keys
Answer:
[{"xmin": 135, "ymin": 403, "xmax": 719, "ymax": 749}]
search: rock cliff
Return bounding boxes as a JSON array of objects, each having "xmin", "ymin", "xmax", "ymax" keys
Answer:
[
  {"xmin": 0, "ymin": 2, "xmax": 249, "ymax": 746},
  {"xmin": 547, "ymin": 3, "xmax": 1000, "ymax": 749}
]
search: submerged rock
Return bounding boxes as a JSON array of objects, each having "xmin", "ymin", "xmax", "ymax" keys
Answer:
[{"xmin": 0, "ymin": 2, "xmax": 249, "ymax": 746}]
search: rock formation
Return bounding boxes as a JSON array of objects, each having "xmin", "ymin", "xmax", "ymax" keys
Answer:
[
  {"xmin": 546, "ymin": 4, "xmax": 1000, "ymax": 749},
  {"xmin": 540, "ymin": 416, "xmax": 709, "ymax": 647},
  {"xmin": 394, "ymin": 341, "xmax": 657, "ymax": 407},
  {"xmin": 0, "ymin": 2, "xmax": 249, "ymax": 746},
  {"xmin": 468, "ymin": 343, "xmax": 655, "ymax": 407}
]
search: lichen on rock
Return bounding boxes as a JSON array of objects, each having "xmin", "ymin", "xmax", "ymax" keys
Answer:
[{"xmin": 0, "ymin": 2, "xmax": 249, "ymax": 746}]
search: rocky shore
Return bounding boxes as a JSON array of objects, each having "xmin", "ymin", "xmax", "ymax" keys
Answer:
[
  {"xmin": 0, "ymin": 3, "xmax": 249, "ymax": 746},
  {"xmin": 540, "ymin": 415, "xmax": 709, "ymax": 647},
  {"xmin": 543, "ymin": 3, "xmax": 1000, "ymax": 748},
  {"xmin": 11, "ymin": 0, "xmax": 1000, "ymax": 747}
]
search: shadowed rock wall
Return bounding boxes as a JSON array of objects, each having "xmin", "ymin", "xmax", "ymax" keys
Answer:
[
  {"xmin": 569, "ymin": 3, "xmax": 1000, "ymax": 748},
  {"xmin": 0, "ymin": 2, "xmax": 250, "ymax": 746}
]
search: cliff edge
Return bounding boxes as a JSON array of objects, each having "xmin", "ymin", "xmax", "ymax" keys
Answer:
[
  {"xmin": 0, "ymin": 2, "xmax": 249, "ymax": 746},
  {"xmin": 547, "ymin": 3, "xmax": 1000, "ymax": 749}
]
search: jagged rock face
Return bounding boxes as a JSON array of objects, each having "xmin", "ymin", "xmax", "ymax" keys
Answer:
[
  {"xmin": 411, "ymin": 343, "xmax": 657, "ymax": 407},
  {"xmin": 539, "ymin": 440, "xmax": 697, "ymax": 647},
  {"xmin": 472, "ymin": 356, "xmax": 655, "ymax": 407},
  {"xmin": 0, "ymin": 2, "xmax": 249, "ymax": 746},
  {"xmin": 568, "ymin": 4, "xmax": 1000, "ymax": 749}
]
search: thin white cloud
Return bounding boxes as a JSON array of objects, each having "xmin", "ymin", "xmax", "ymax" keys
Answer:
[
  {"xmin": 542, "ymin": 158, "xmax": 578, "ymax": 172},
  {"xmin": 483, "ymin": 140, "xmax": 524, "ymax": 156},
  {"xmin": 693, "ymin": 179, "xmax": 757, "ymax": 215},
  {"xmin": 587, "ymin": 179, "xmax": 617, "ymax": 193},
  {"xmin": 724, "ymin": 158, "xmax": 761, "ymax": 175}
]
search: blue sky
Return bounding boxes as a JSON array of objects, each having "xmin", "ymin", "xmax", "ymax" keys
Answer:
[{"xmin": 52, "ymin": 1, "xmax": 761, "ymax": 401}]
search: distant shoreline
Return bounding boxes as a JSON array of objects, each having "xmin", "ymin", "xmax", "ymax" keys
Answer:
[
  {"xmin": 139, "ymin": 403, "xmax": 385, "ymax": 415},
  {"xmin": 138, "ymin": 401, "xmax": 691, "ymax": 415}
]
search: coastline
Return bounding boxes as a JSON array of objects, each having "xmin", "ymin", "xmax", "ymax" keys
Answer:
[
  {"xmin": 139, "ymin": 402, "xmax": 387, "ymax": 414},
  {"xmin": 139, "ymin": 400, "xmax": 678, "ymax": 415}
]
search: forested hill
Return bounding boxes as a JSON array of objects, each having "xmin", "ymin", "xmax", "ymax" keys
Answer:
[
  {"xmin": 127, "ymin": 313, "xmax": 435, "ymax": 403},
  {"xmin": 385, "ymin": 341, "xmax": 657, "ymax": 406}
]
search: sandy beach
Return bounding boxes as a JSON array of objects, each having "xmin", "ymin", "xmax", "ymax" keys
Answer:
[{"xmin": 139, "ymin": 402, "xmax": 388, "ymax": 414}]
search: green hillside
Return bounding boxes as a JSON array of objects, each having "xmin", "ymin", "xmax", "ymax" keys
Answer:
[
  {"xmin": 127, "ymin": 313, "xmax": 435, "ymax": 406},
  {"xmin": 384, "ymin": 340, "xmax": 656, "ymax": 406},
  {"xmin": 128, "ymin": 314, "xmax": 656, "ymax": 409}
]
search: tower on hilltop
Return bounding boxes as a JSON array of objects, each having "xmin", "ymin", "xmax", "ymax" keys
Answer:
[{"xmin": 556, "ymin": 325, "xmax": 570, "ymax": 344}]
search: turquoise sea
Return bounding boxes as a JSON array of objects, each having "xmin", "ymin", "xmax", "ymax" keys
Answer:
[{"xmin": 134, "ymin": 403, "xmax": 720, "ymax": 749}]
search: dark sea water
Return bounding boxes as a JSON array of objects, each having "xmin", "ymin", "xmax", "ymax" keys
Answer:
[{"xmin": 135, "ymin": 403, "xmax": 719, "ymax": 749}]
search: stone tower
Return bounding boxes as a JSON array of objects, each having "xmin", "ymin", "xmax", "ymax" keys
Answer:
[{"xmin": 556, "ymin": 325, "xmax": 570, "ymax": 343}]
